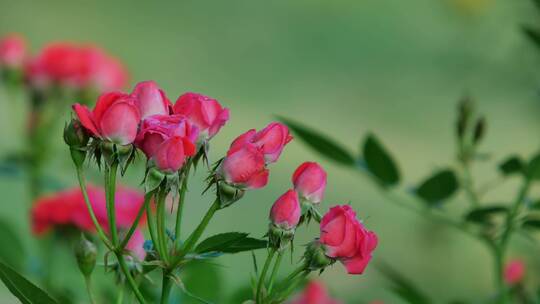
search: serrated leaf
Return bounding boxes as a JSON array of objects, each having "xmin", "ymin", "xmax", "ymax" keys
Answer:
[
  {"xmin": 0, "ymin": 219, "xmax": 24, "ymax": 270},
  {"xmin": 498, "ymin": 156, "xmax": 524, "ymax": 176},
  {"xmin": 415, "ymin": 169, "xmax": 458, "ymax": 205},
  {"xmin": 464, "ymin": 205, "xmax": 507, "ymax": 224},
  {"xmin": 276, "ymin": 116, "xmax": 355, "ymax": 166},
  {"xmin": 195, "ymin": 232, "xmax": 249, "ymax": 254},
  {"xmin": 362, "ymin": 134, "xmax": 400, "ymax": 186},
  {"xmin": 0, "ymin": 261, "xmax": 58, "ymax": 304}
]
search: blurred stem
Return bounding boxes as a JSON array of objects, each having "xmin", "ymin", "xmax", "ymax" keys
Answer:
[
  {"xmin": 277, "ymin": 270, "xmax": 309, "ymax": 302},
  {"xmin": 116, "ymin": 284, "xmax": 124, "ymax": 304},
  {"xmin": 160, "ymin": 271, "xmax": 172, "ymax": 304},
  {"xmin": 145, "ymin": 196, "xmax": 160, "ymax": 256},
  {"xmin": 75, "ymin": 167, "xmax": 112, "ymax": 248},
  {"xmin": 256, "ymin": 249, "xmax": 276, "ymax": 303},
  {"xmin": 115, "ymin": 251, "xmax": 146, "ymax": 304},
  {"xmin": 156, "ymin": 188, "xmax": 170, "ymax": 263},
  {"xmin": 174, "ymin": 161, "xmax": 192, "ymax": 250},
  {"xmin": 460, "ymin": 161, "xmax": 480, "ymax": 207},
  {"xmin": 105, "ymin": 162, "xmax": 119, "ymax": 246},
  {"xmin": 120, "ymin": 191, "xmax": 153, "ymax": 250},
  {"xmin": 84, "ymin": 276, "xmax": 96, "ymax": 304},
  {"xmin": 267, "ymin": 250, "xmax": 283, "ymax": 295}
]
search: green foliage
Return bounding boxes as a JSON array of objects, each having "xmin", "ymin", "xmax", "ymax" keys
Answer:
[
  {"xmin": 0, "ymin": 261, "xmax": 58, "ymax": 304},
  {"xmin": 0, "ymin": 219, "xmax": 24, "ymax": 271},
  {"xmin": 195, "ymin": 232, "xmax": 267, "ymax": 254},
  {"xmin": 526, "ymin": 153, "xmax": 540, "ymax": 180},
  {"xmin": 377, "ymin": 263, "xmax": 431, "ymax": 304},
  {"xmin": 522, "ymin": 217, "xmax": 540, "ymax": 230},
  {"xmin": 464, "ymin": 205, "xmax": 508, "ymax": 224},
  {"xmin": 415, "ymin": 169, "xmax": 458, "ymax": 205},
  {"xmin": 362, "ymin": 134, "xmax": 400, "ymax": 187},
  {"xmin": 523, "ymin": 26, "xmax": 540, "ymax": 50},
  {"xmin": 498, "ymin": 156, "xmax": 524, "ymax": 176},
  {"xmin": 277, "ymin": 116, "xmax": 355, "ymax": 166}
]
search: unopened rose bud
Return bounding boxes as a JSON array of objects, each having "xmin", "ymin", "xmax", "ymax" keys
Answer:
[
  {"xmin": 268, "ymin": 190, "xmax": 301, "ymax": 250},
  {"xmin": 64, "ymin": 119, "xmax": 90, "ymax": 148},
  {"xmin": 473, "ymin": 116, "xmax": 486, "ymax": 144},
  {"xmin": 74, "ymin": 234, "xmax": 97, "ymax": 278},
  {"xmin": 292, "ymin": 162, "xmax": 327, "ymax": 205},
  {"xmin": 220, "ymin": 144, "xmax": 269, "ymax": 189}
]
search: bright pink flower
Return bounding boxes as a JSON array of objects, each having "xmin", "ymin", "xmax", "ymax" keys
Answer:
[
  {"xmin": 290, "ymin": 281, "xmax": 341, "ymax": 304},
  {"xmin": 131, "ymin": 81, "xmax": 171, "ymax": 119},
  {"xmin": 292, "ymin": 162, "xmax": 327, "ymax": 204},
  {"xmin": 0, "ymin": 34, "xmax": 26, "ymax": 68},
  {"xmin": 73, "ymin": 92, "xmax": 141, "ymax": 145},
  {"xmin": 504, "ymin": 259, "xmax": 525, "ymax": 285},
  {"xmin": 31, "ymin": 185, "xmax": 146, "ymax": 235},
  {"xmin": 221, "ymin": 144, "xmax": 269, "ymax": 189},
  {"xmin": 319, "ymin": 205, "xmax": 378, "ymax": 275},
  {"xmin": 25, "ymin": 43, "xmax": 127, "ymax": 91},
  {"xmin": 153, "ymin": 136, "xmax": 196, "ymax": 173},
  {"xmin": 270, "ymin": 189, "xmax": 301, "ymax": 229},
  {"xmin": 229, "ymin": 122, "xmax": 292, "ymax": 163},
  {"xmin": 173, "ymin": 92, "xmax": 229, "ymax": 140}
]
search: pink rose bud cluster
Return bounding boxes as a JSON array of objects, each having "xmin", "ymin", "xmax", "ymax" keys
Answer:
[
  {"xmin": 504, "ymin": 259, "xmax": 525, "ymax": 285},
  {"xmin": 290, "ymin": 280, "xmax": 342, "ymax": 304},
  {"xmin": 0, "ymin": 34, "xmax": 27, "ymax": 69}
]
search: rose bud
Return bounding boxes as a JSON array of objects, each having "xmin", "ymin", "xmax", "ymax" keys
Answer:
[
  {"xmin": 74, "ymin": 234, "xmax": 97, "ymax": 278},
  {"xmin": 131, "ymin": 80, "xmax": 171, "ymax": 119},
  {"xmin": 0, "ymin": 34, "xmax": 26, "ymax": 69},
  {"xmin": 268, "ymin": 189, "xmax": 301, "ymax": 250},
  {"xmin": 64, "ymin": 119, "xmax": 90, "ymax": 167},
  {"xmin": 504, "ymin": 259, "xmax": 525, "ymax": 285},
  {"xmin": 292, "ymin": 162, "xmax": 327, "ymax": 205},
  {"xmin": 153, "ymin": 136, "xmax": 196, "ymax": 173},
  {"xmin": 220, "ymin": 144, "xmax": 269, "ymax": 189},
  {"xmin": 173, "ymin": 92, "xmax": 230, "ymax": 141},
  {"xmin": 228, "ymin": 122, "xmax": 292, "ymax": 163},
  {"xmin": 72, "ymin": 92, "xmax": 141, "ymax": 145},
  {"xmin": 291, "ymin": 281, "xmax": 342, "ymax": 304},
  {"xmin": 319, "ymin": 205, "xmax": 378, "ymax": 275}
]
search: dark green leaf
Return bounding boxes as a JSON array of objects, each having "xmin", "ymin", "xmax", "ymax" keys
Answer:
[
  {"xmin": 415, "ymin": 169, "xmax": 459, "ymax": 205},
  {"xmin": 377, "ymin": 263, "xmax": 431, "ymax": 304},
  {"xmin": 526, "ymin": 153, "xmax": 540, "ymax": 180},
  {"xmin": 464, "ymin": 205, "xmax": 508, "ymax": 224},
  {"xmin": 522, "ymin": 217, "xmax": 540, "ymax": 230},
  {"xmin": 529, "ymin": 200, "xmax": 540, "ymax": 210},
  {"xmin": 498, "ymin": 156, "xmax": 524, "ymax": 176},
  {"xmin": 523, "ymin": 26, "xmax": 540, "ymax": 50},
  {"xmin": 0, "ymin": 219, "xmax": 24, "ymax": 270},
  {"xmin": 222, "ymin": 237, "xmax": 267, "ymax": 253},
  {"xmin": 362, "ymin": 134, "xmax": 400, "ymax": 186},
  {"xmin": 276, "ymin": 116, "xmax": 355, "ymax": 166},
  {"xmin": 195, "ymin": 232, "xmax": 248, "ymax": 254},
  {"xmin": 0, "ymin": 261, "xmax": 58, "ymax": 304}
]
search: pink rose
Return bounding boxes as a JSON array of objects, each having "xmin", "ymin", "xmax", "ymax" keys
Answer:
[
  {"xmin": 73, "ymin": 92, "xmax": 141, "ymax": 145},
  {"xmin": 229, "ymin": 122, "xmax": 292, "ymax": 163},
  {"xmin": 270, "ymin": 189, "xmax": 301, "ymax": 230},
  {"xmin": 319, "ymin": 205, "xmax": 378, "ymax": 275},
  {"xmin": 0, "ymin": 34, "xmax": 26, "ymax": 68},
  {"xmin": 153, "ymin": 135, "xmax": 196, "ymax": 173},
  {"xmin": 131, "ymin": 81, "xmax": 171, "ymax": 119},
  {"xmin": 292, "ymin": 162, "xmax": 327, "ymax": 205},
  {"xmin": 290, "ymin": 281, "xmax": 341, "ymax": 304},
  {"xmin": 220, "ymin": 143, "xmax": 269, "ymax": 189},
  {"xmin": 173, "ymin": 92, "xmax": 230, "ymax": 140},
  {"xmin": 504, "ymin": 259, "xmax": 525, "ymax": 285}
]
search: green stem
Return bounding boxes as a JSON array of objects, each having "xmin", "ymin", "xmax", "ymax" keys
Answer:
[
  {"xmin": 256, "ymin": 249, "xmax": 276, "ymax": 303},
  {"xmin": 120, "ymin": 191, "xmax": 153, "ymax": 250},
  {"xmin": 160, "ymin": 271, "xmax": 172, "ymax": 304},
  {"xmin": 280, "ymin": 265, "xmax": 306, "ymax": 287},
  {"xmin": 267, "ymin": 251, "xmax": 283, "ymax": 295},
  {"xmin": 278, "ymin": 271, "xmax": 309, "ymax": 302},
  {"xmin": 115, "ymin": 252, "xmax": 146, "ymax": 304},
  {"xmin": 116, "ymin": 285, "xmax": 124, "ymax": 304},
  {"xmin": 174, "ymin": 163, "xmax": 191, "ymax": 249},
  {"xmin": 84, "ymin": 276, "xmax": 96, "ymax": 304},
  {"xmin": 156, "ymin": 189, "xmax": 170, "ymax": 263},
  {"xmin": 145, "ymin": 197, "xmax": 160, "ymax": 257},
  {"xmin": 461, "ymin": 162, "xmax": 480, "ymax": 207},
  {"xmin": 75, "ymin": 167, "xmax": 112, "ymax": 248},
  {"xmin": 105, "ymin": 162, "xmax": 119, "ymax": 246}
]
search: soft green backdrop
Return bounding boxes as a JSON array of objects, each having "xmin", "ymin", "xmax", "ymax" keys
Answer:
[{"xmin": 1, "ymin": 0, "xmax": 540, "ymax": 303}]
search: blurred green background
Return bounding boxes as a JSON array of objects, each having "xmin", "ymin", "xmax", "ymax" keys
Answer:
[{"xmin": 1, "ymin": 0, "xmax": 540, "ymax": 302}]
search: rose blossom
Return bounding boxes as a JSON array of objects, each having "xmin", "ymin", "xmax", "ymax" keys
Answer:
[
  {"xmin": 504, "ymin": 259, "xmax": 525, "ymax": 285},
  {"xmin": 319, "ymin": 205, "xmax": 378, "ymax": 274},
  {"xmin": 270, "ymin": 189, "xmax": 301, "ymax": 230},
  {"xmin": 0, "ymin": 34, "xmax": 26, "ymax": 68},
  {"xmin": 173, "ymin": 92, "xmax": 229, "ymax": 141},
  {"xmin": 220, "ymin": 143, "xmax": 269, "ymax": 189},
  {"xmin": 135, "ymin": 114, "xmax": 198, "ymax": 172},
  {"xmin": 73, "ymin": 92, "xmax": 141, "ymax": 145},
  {"xmin": 292, "ymin": 162, "xmax": 327, "ymax": 205},
  {"xmin": 290, "ymin": 281, "xmax": 341, "ymax": 304},
  {"xmin": 131, "ymin": 81, "xmax": 171, "ymax": 119},
  {"xmin": 229, "ymin": 122, "xmax": 292, "ymax": 163}
]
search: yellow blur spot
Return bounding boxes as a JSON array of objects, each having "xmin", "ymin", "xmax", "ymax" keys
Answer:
[{"xmin": 449, "ymin": 0, "xmax": 493, "ymax": 15}]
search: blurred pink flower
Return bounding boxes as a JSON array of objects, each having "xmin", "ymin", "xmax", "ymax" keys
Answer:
[
  {"xmin": 290, "ymin": 281, "xmax": 341, "ymax": 304},
  {"xmin": 504, "ymin": 259, "xmax": 525, "ymax": 285},
  {"xmin": 0, "ymin": 33, "xmax": 26, "ymax": 68}
]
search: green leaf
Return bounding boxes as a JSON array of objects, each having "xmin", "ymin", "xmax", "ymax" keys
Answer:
[
  {"xmin": 195, "ymin": 232, "xmax": 249, "ymax": 254},
  {"xmin": 377, "ymin": 263, "xmax": 431, "ymax": 304},
  {"xmin": 222, "ymin": 237, "xmax": 267, "ymax": 253},
  {"xmin": 526, "ymin": 153, "xmax": 540, "ymax": 180},
  {"xmin": 522, "ymin": 217, "xmax": 540, "ymax": 230},
  {"xmin": 464, "ymin": 205, "xmax": 508, "ymax": 224},
  {"xmin": 523, "ymin": 26, "xmax": 540, "ymax": 50},
  {"xmin": 276, "ymin": 116, "xmax": 355, "ymax": 166},
  {"xmin": 362, "ymin": 134, "xmax": 400, "ymax": 186},
  {"xmin": 498, "ymin": 156, "xmax": 524, "ymax": 176},
  {"xmin": 0, "ymin": 219, "xmax": 25, "ymax": 270},
  {"xmin": 0, "ymin": 261, "xmax": 58, "ymax": 304},
  {"xmin": 415, "ymin": 169, "xmax": 458, "ymax": 205}
]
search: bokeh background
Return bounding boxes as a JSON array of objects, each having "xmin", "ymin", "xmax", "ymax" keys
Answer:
[{"xmin": 1, "ymin": 0, "xmax": 540, "ymax": 303}]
